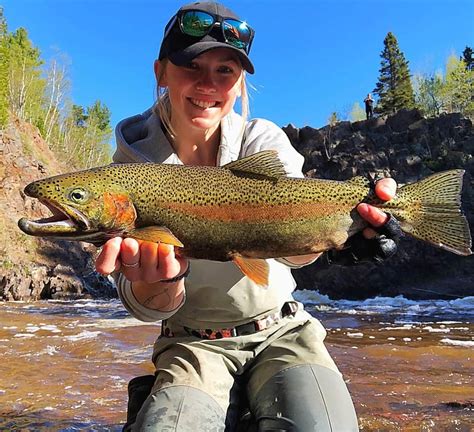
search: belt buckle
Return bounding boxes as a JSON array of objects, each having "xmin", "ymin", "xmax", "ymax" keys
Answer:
[{"xmin": 234, "ymin": 321, "xmax": 257, "ymax": 336}]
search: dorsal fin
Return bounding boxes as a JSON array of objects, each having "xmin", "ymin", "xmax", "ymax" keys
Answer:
[{"xmin": 223, "ymin": 150, "xmax": 287, "ymax": 178}]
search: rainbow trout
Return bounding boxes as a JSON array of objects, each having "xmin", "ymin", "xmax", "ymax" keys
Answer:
[{"xmin": 18, "ymin": 151, "xmax": 472, "ymax": 286}]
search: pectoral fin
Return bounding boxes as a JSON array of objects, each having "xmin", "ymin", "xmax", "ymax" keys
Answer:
[
  {"xmin": 233, "ymin": 255, "xmax": 269, "ymax": 287},
  {"xmin": 127, "ymin": 226, "xmax": 184, "ymax": 247}
]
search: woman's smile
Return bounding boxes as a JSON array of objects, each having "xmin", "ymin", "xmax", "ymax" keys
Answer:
[{"xmin": 188, "ymin": 98, "xmax": 220, "ymax": 109}]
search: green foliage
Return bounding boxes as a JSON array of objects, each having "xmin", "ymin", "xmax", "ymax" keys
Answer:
[
  {"xmin": 443, "ymin": 55, "xmax": 474, "ymax": 117},
  {"xmin": 328, "ymin": 111, "xmax": 340, "ymax": 126},
  {"xmin": 349, "ymin": 102, "xmax": 366, "ymax": 122},
  {"xmin": 414, "ymin": 52, "xmax": 474, "ymax": 119},
  {"xmin": 413, "ymin": 72, "xmax": 444, "ymax": 117},
  {"xmin": 0, "ymin": 7, "xmax": 9, "ymax": 128},
  {"xmin": 71, "ymin": 104, "xmax": 87, "ymax": 127},
  {"xmin": 0, "ymin": 9, "xmax": 112, "ymax": 167},
  {"xmin": 5, "ymin": 27, "xmax": 45, "ymax": 124},
  {"xmin": 374, "ymin": 32, "xmax": 415, "ymax": 116},
  {"xmin": 461, "ymin": 46, "xmax": 473, "ymax": 71}
]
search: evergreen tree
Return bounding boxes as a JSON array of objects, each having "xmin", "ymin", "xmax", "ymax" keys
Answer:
[
  {"xmin": 87, "ymin": 100, "xmax": 111, "ymax": 132},
  {"xmin": 373, "ymin": 32, "xmax": 415, "ymax": 115},
  {"xmin": 71, "ymin": 104, "xmax": 87, "ymax": 127},
  {"xmin": 461, "ymin": 46, "xmax": 473, "ymax": 71}
]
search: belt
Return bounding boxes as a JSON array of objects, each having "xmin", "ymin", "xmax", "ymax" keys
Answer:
[{"xmin": 161, "ymin": 301, "xmax": 300, "ymax": 340}]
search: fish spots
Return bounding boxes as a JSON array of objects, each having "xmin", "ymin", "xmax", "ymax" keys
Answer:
[{"xmin": 163, "ymin": 202, "xmax": 350, "ymax": 222}]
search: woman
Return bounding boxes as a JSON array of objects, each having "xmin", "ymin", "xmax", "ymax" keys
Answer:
[{"xmin": 96, "ymin": 2, "xmax": 397, "ymax": 431}]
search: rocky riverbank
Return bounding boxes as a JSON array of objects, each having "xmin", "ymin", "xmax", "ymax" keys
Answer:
[
  {"xmin": 1, "ymin": 110, "xmax": 473, "ymax": 300},
  {"xmin": 0, "ymin": 117, "xmax": 116, "ymax": 300}
]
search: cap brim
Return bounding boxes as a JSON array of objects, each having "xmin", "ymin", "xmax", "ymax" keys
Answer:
[{"xmin": 168, "ymin": 41, "xmax": 255, "ymax": 74}]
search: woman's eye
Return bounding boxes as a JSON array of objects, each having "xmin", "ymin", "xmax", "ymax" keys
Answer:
[{"xmin": 218, "ymin": 66, "xmax": 233, "ymax": 74}]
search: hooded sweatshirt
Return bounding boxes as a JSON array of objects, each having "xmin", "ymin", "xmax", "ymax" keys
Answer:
[{"xmin": 114, "ymin": 107, "xmax": 308, "ymax": 330}]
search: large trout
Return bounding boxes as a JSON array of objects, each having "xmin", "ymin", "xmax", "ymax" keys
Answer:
[{"xmin": 18, "ymin": 151, "xmax": 472, "ymax": 286}]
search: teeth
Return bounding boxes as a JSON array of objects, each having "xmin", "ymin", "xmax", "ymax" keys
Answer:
[{"xmin": 190, "ymin": 98, "xmax": 217, "ymax": 108}]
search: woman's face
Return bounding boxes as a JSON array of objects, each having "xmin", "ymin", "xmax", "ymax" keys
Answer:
[{"xmin": 157, "ymin": 48, "xmax": 243, "ymax": 132}]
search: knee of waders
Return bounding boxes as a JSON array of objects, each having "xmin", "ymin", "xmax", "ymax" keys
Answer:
[
  {"xmin": 134, "ymin": 386, "xmax": 227, "ymax": 431},
  {"xmin": 252, "ymin": 364, "xmax": 359, "ymax": 432},
  {"xmin": 123, "ymin": 374, "xmax": 156, "ymax": 432}
]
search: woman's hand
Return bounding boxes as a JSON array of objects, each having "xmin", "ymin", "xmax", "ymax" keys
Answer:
[
  {"xmin": 96, "ymin": 237, "xmax": 188, "ymax": 282},
  {"xmin": 357, "ymin": 177, "xmax": 397, "ymax": 237},
  {"xmin": 326, "ymin": 177, "xmax": 401, "ymax": 266},
  {"xmin": 96, "ymin": 237, "xmax": 189, "ymax": 311}
]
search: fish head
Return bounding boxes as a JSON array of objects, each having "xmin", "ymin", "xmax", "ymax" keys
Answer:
[{"xmin": 18, "ymin": 169, "xmax": 137, "ymax": 245}]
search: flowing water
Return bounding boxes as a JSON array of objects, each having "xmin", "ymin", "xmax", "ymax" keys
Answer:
[{"xmin": 0, "ymin": 293, "xmax": 472, "ymax": 431}]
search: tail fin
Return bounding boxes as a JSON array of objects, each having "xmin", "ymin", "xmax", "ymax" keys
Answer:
[{"xmin": 391, "ymin": 170, "xmax": 472, "ymax": 256}]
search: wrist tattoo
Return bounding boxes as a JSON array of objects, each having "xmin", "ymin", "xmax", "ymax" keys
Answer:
[{"xmin": 142, "ymin": 288, "xmax": 172, "ymax": 308}]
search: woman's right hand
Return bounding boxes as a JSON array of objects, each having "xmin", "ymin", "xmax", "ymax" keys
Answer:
[{"xmin": 95, "ymin": 237, "xmax": 188, "ymax": 284}]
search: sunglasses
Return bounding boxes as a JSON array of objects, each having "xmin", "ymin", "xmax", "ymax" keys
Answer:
[{"xmin": 165, "ymin": 10, "xmax": 254, "ymax": 53}]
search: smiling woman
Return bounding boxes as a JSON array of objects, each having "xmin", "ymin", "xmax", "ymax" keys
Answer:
[{"xmin": 87, "ymin": 1, "xmax": 400, "ymax": 431}]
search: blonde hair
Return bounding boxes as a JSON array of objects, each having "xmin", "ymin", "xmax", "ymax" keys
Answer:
[{"xmin": 154, "ymin": 58, "xmax": 250, "ymax": 141}]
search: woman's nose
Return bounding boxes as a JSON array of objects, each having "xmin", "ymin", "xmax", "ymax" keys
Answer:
[{"xmin": 195, "ymin": 71, "xmax": 216, "ymax": 93}]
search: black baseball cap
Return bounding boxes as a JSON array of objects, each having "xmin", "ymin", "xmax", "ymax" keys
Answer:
[{"xmin": 158, "ymin": 1, "xmax": 255, "ymax": 74}]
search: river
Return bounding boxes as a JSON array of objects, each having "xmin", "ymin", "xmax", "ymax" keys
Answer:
[{"xmin": 0, "ymin": 293, "xmax": 472, "ymax": 431}]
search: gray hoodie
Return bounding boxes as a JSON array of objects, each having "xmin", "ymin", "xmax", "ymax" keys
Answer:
[{"xmin": 114, "ymin": 107, "xmax": 308, "ymax": 329}]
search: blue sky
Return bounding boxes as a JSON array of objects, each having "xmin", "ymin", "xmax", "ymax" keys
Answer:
[{"xmin": 3, "ymin": 0, "xmax": 474, "ymax": 138}]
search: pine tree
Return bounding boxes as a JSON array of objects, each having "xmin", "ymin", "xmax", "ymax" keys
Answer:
[
  {"xmin": 373, "ymin": 32, "xmax": 415, "ymax": 115},
  {"xmin": 461, "ymin": 46, "xmax": 473, "ymax": 71}
]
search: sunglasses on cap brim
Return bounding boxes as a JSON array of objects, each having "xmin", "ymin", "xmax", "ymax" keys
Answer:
[{"xmin": 165, "ymin": 10, "xmax": 254, "ymax": 54}]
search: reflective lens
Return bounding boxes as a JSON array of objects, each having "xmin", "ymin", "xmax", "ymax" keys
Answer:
[
  {"xmin": 223, "ymin": 19, "xmax": 252, "ymax": 49},
  {"xmin": 181, "ymin": 11, "xmax": 214, "ymax": 37},
  {"xmin": 179, "ymin": 10, "xmax": 254, "ymax": 52}
]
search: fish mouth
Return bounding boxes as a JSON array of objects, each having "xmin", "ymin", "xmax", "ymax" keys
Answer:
[{"xmin": 18, "ymin": 198, "xmax": 93, "ymax": 237}]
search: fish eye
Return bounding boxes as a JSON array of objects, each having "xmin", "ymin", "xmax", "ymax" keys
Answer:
[{"xmin": 68, "ymin": 188, "xmax": 89, "ymax": 203}]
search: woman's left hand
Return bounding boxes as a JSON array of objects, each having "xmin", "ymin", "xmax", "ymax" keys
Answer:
[{"xmin": 357, "ymin": 177, "xmax": 397, "ymax": 237}]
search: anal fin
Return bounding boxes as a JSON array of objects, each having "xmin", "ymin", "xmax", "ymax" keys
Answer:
[{"xmin": 127, "ymin": 226, "xmax": 184, "ymax": 247}]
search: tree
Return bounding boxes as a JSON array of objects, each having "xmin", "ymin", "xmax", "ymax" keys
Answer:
[
  {"xmin": 0, "ymin": 12, "xmax": 112, "ymax": 167},
  {"xmin": 0, "ymin": 7, "xmax": 9, "ymax": 128},
  {"xmin": 413, "ymin": 72, "xmax": 444, "ymax": 117},
  {"xmin": 328, "ymin": 111, "xmax": 340, "ymax": 126},
  {"xmin": 87, "ymin": 100, "xmax": 111, "ymax": 132},
  {"xmin": 70, "ymin": 104, "xmax": 87, "ymax": 127},
  {"xmin": 42, "ymin": 57, "xmax": 70, "ymax": 142},
  {"xmin": 461, "ymin": 46, "xmax": 473, "ymax": 71},
  {"xmin": 442, "ymin": 54, "xmax": 474, "ymax": 117},
  {"xmin": 349, "ymin": 102, "xmax": 366, "ymax": 122},
  {"xmin": 5, "ymin": 27, "xmax": 45, "ymax": 124},
  {"xmin": 373, "ymin": 32, "xmax": 415, "ymax": 115}
]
